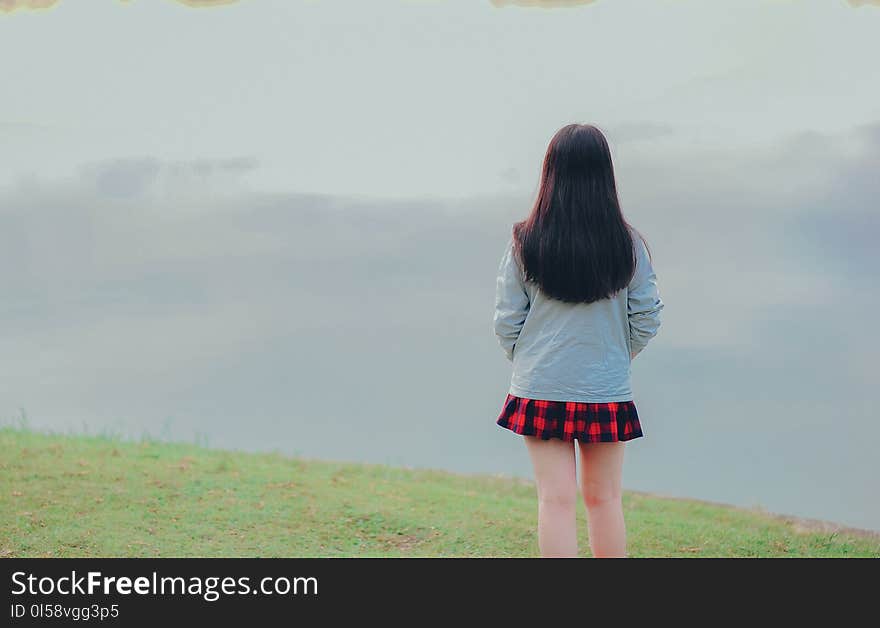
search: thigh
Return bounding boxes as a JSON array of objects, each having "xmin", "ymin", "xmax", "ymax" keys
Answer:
[
  {"xmin": 576, "ymin": 441, "xmax": 626, "ymax": 499},
  {"xmin": 524, "ymin": 435, "xmax": 577, "ymax": 497}
]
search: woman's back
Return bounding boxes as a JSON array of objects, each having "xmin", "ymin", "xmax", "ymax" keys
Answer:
[{"xmin": 494, "ymin": 225, "xmax": 663, "ymax": 403}]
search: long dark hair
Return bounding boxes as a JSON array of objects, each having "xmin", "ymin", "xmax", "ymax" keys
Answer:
[{"xmin": 512, "ymin": 123, "xmax": 648, "ymax": 304}]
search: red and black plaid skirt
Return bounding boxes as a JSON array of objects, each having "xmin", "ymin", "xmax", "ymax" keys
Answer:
[{"xmin": 496, "ymin": 393, "xmax": 643, "ymax": 443}]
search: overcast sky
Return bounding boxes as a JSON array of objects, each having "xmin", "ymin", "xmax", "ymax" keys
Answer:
[
  {"xmin": 2, "ymin": 0, "xmax": 880, "ymax": 198},
  {"xmin": 1, "ymin": 1, "xmax": 879, "ymax": 530}
]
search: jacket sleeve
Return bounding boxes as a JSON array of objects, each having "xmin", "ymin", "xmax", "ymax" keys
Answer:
[
  {"xmin": 493, "ymin": 236, "xmax": 530, "ymax": 361},
  {"xmin": 628, "ymin": 234, "xmax": 664, "ymax": 357}
]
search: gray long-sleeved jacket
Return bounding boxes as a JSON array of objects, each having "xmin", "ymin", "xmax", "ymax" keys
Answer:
[{"xmin": 493, "ymin": 228, "xmax": 664, "ymax": 403}]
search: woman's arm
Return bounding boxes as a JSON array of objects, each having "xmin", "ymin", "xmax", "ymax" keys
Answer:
[
  {"xmin": 628, "ymin": 235, "xmax": 664, "ymax": 358},
  {"xmin": 493, "ymin": 236, "xmax": 530, "ymax": 361}
]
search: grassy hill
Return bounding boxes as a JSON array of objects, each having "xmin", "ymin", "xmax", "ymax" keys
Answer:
[{"xmin": 1, "ymin": 427, "xmax": 877, "ymax": 558}]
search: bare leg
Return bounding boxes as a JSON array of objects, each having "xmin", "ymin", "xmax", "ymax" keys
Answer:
[
  {"xmin": 577, "ymin": 441, "xmax": 627, "ymax": 558},
  {"xmin": 523, "ymin": 435, "xmax": 578, "ymax": 558}
]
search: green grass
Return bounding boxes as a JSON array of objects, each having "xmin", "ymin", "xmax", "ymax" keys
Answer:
[{"xmin": 1, "ymin": 427, "xmax": 877, "ymax": 558}]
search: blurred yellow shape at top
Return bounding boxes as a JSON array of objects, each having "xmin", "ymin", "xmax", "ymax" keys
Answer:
[{"xmin": 0, "ymin": 0, "xmax": 240, "ymax": 12}]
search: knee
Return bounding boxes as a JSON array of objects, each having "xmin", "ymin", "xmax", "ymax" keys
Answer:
[{"xmin": 581, "ymin": 483, "xmax": 622, "ymax": 510}]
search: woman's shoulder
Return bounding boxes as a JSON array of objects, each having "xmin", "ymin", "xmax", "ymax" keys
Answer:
[{"xmin": 627, "ymin": 224, "xmax": 652, "ymax": 263}]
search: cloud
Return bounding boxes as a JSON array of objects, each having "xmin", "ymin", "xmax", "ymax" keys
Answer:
[
  {"xmin": 78, "ymin": 157, "xmax": 162, "ymax": 199},
  {"xmin": 848, "ymin": 0, "xmax": 880, "ymax": 6},
  {"xmin": 73, "ymin": 155, "xmax": 259, "ymax": 199},
  {"xmin": 491, "ymin": 0, "xmax": 597, "ymax": 6},
  {"xmin": 783, "ymin": 122, "xmax": 880, "ymax": 278}
]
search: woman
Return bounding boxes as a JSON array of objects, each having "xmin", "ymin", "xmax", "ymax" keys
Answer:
[{"xmin": 493, "ymin": 123, "xmax": 664, "ymax": 558}]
